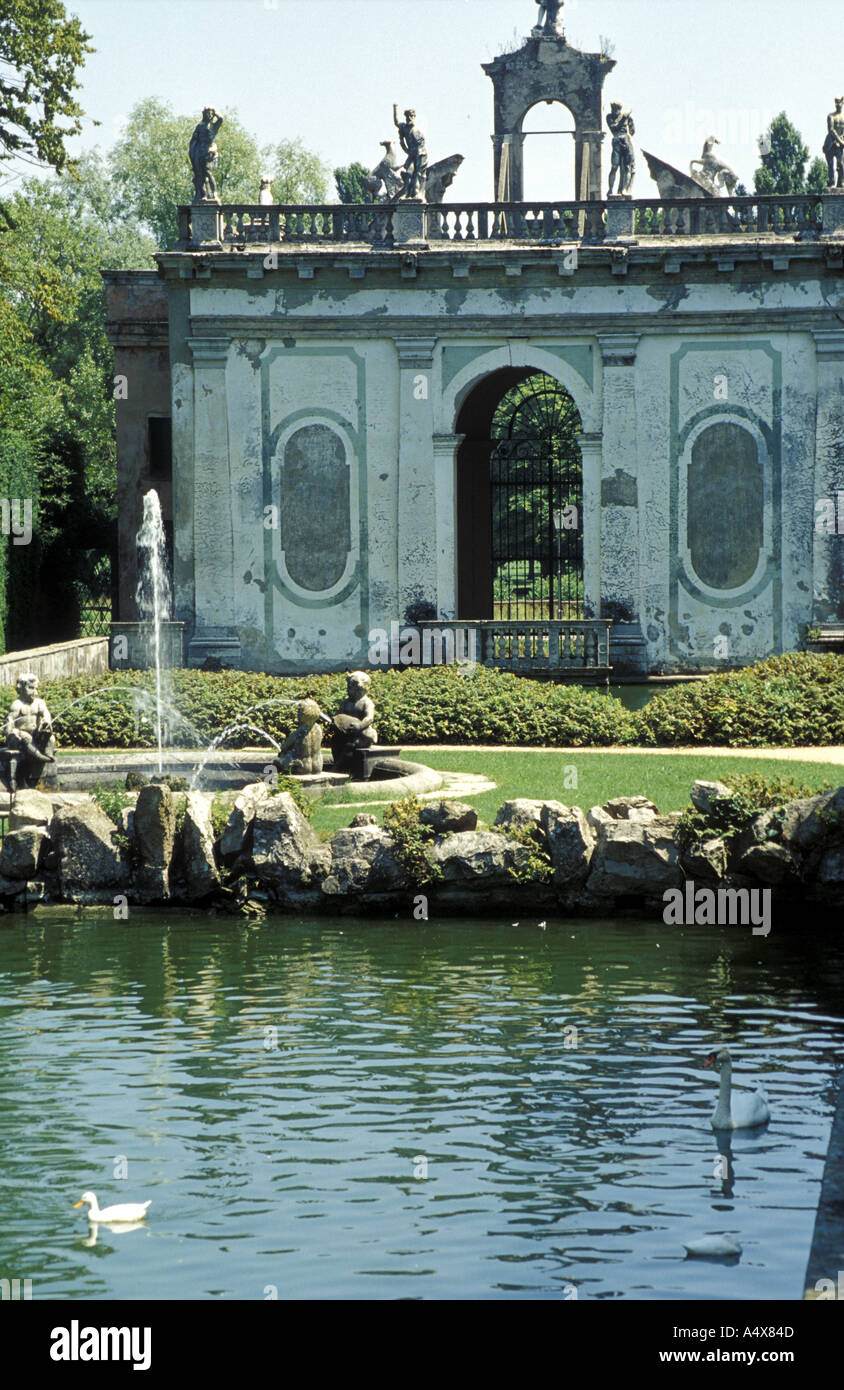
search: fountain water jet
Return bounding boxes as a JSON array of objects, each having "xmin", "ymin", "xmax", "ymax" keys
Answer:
[{"xmin": 135, "ymin": 491, "xmax": 172, "ymax": 775}]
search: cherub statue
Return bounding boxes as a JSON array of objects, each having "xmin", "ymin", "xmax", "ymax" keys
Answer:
[
  {"xmin": 276, "ymin": 699, "xmax": 324, "ymax": 776},
  {"xmin": 189, "ymin": 107, "xmax": 224, "ymax": 202},
  {"xmin": 607, "ymin": 102, "xmax": 636, "ymax": 196},
  {"xmin": 332, "ymin": 672, "xmax": 377, "ymax": 772},
  {"xmin": 823, "ymin": 97, "xmax": 844, "ymax": 189},
  {"xmin": 4, "ymin": 673, "xmax": 56, "ymax": 789}
]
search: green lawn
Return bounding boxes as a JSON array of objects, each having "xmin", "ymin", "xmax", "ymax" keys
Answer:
[{"xmin": 309, "ymin": 748, "xmax": 844, "ymax": 833}]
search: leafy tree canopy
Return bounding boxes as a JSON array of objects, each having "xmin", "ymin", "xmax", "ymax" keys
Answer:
[
  {"xmin": 754, "ymin": 111, "xmax": 827, "ymax": 196},
  {"xmin": 0, "ymin": 0, "xmax": 92, "ymax": 177},
  {"xmin": 335, "ymin": 162, "xmax": 371, "ymax": 204}
]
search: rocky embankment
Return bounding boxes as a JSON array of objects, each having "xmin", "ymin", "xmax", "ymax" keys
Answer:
[{"xmin": 0, "ymin": 778, "xmax": 842, "ymax": 920}]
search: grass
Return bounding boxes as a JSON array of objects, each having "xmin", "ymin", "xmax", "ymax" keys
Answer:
[{"xmin": 307, "ymin": 748, "xmax": 843, "ymax": 834}]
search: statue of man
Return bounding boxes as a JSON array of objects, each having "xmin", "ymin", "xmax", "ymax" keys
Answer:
[
  {"xmin": 607, "ymin": 102, "xmax": 636, "ymax": 196},
  {"xmin": 533, "ymin": 0, "xmax": 564, "ymax": 36},
  {"xmin": 393, "ymin": 105, "xmax": 428, "ymax": 199},
  {"xmin": 189, "ymin": 107, "xmax": 224, "ymax": 203},
  {"xmin": 4, "ymin": 673, "xmax": 56, "ymax": 789},
  {"xmin": 823, "ymin": 97, "xmax": 844, "ymax": 188}
]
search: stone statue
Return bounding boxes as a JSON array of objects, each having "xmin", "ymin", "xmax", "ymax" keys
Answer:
[
  {"xmin": 533, "ymin": 0, "xmax": 565, "ymax": 37},
  {"xmin": 393, "ymin": 105, "xmax": 428, "ymax": 199},
  {"xmin": 276, "ymin": 699, "xmax": 324, "ymax": 775},
  {"xmin": 4, "ymin": 673, "xmax": 56, "ymax": 789},
  {"xmin": 823, "ymin": 97, "xmax": 844, "ymax": 189},
  {"xmin": 607, "ymin": 102, "xmax": 636, "ymax": 196},
  {"xmin": 258, "ymin": 176, "xmax": 273, "ymax": 206},
  {"xmin": 689, "ymin": 137, "xmax": 739, "ymax": 196},
  {"xmin": 331, "ymin": 671, "xmax": 377, "ymax": 772},
  {"xmin": 365, "ymin": 141, "xmax": 405, "ymax": 201},
  {"xmin": 189, "ymin": 107, "xmax": 224, "ymax": 203}
]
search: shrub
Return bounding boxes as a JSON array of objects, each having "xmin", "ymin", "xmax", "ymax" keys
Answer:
[
  {"xmin": 382, "ymin": 794, "xmax": 443, "ymax": 887},
  {"xmin": 677, "ymin": 771, "xmax": 829, "ymax": 852}
]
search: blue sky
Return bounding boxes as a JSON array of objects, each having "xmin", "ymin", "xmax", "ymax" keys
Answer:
[{"xmin": 7, "ymin": 0, "xmax": 841, "ymax": 202}]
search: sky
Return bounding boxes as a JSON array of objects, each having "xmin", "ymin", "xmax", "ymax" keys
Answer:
[{"xmin": 5, "ymin": 0, "xmax": 841, "ymax": 204}]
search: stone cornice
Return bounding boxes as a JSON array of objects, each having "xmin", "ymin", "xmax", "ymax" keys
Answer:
[{"xmin": 811, "ymin": 328, "xmax": 844, "ymax": 357}]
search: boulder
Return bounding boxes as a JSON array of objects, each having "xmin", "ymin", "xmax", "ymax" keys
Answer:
[
  {"xmin": 680, "ymin": 836, "xmax": 728, "ymax": 883},
  {"xmin": 420, "ymin": 800, "xmax": 478, "ymax": 834},
  {"xmin": 690, "ymin": 780, "xmax": 734, "ymax": 815},
  {"xmin": 786, "ymin": 788, "xmax": 844, "ymax": 856},
  {"xmin": 430, "ymin": 830, "xmax": 533, "ymax": 886},
  {"xmin": 219, "ymin": 781, "xmax": 269, "ymax": 863},
  {"xmin": 50, "ymin": 802, "xmax": 129, "ymax": 901},
  {"xmin": 175, "ymin": 792, "xmax": 220, "ymax": 901},
  {"xmin": 587, "ymin": 805, "xmax": 615, "ymax": 834},
  {"xmin": 349, "ymin": 813, "xmax": 378, "ymax": 828},
  {"xmin": 8, "ymin": 789, "xmax": 55, "ymax": 832},
  {"xmin": 540, "ymin": 803, "xmax": 595, "ymax": 886},
  {"xmin": 815, "ymin": 847, "xmax": 844, "ymax": 897},
  {"xmin": 246, "ymin": 792, "xmax": 330, "ymax": 906},
  {"xmin": 0, "ymin": 826, "xmax": 49, "ymax": 880},
  {"xmin": 133, "ymin": 783, "xmax": 176, "ymax": 901},
  {"xmin": 493, "ymin": 799, "xmax": 547, "ymax": 834},
  {"xmin": 322, "ymin": 825, "xmax": 408, "ymax": 897},
  {"xmin": 0, "ymin": 875, "xmax": 27, "ymax": 900},
  {"xmin": 732, "ymin": 809, "xmax": 798, "ymax": 884},
  {"xmin": 602, "ymin": 796, "xmax": 660, "ymax": 821},
  {"xmin": 586, "ymin": 816, "xmax": 683, "ymax": 897}
]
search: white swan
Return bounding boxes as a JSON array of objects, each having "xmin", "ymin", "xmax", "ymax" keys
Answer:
[
  {"xmin": 705, "ymin": 1047, "xmax": 770, "ymax": 1130},
  {"xmin": 683, "ymin": 1234, "xmax": 742, "ymax": 1258},
  {"xmin": 73, "ymin": 1191, "xmax": 151, "ymax": 1223}
]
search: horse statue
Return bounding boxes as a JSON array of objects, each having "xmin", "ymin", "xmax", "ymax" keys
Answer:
[{"xmin": 690, "ymin": 137, "xmax": 739, "ymax": 196}]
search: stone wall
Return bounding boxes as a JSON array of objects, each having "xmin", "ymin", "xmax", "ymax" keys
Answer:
[{"xmin": 0, "ymin": 638, "xmax": 108, "ymax": 688}]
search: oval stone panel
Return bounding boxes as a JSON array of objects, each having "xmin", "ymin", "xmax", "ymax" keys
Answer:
[
  {"xmin": 280, "ymin": 425, "xmax": 351, "ymax": 591},
  {"xmin": 687, "ymin": 422, "xmax": 763, "ymax": 590}
]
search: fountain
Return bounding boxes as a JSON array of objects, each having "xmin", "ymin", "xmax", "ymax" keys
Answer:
[{"xmin": 135, "ymin": 490, "xmax": 172, "ymax": 776}]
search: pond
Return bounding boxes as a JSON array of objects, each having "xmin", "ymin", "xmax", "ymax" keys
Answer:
[{"xmin": 0, "ymin": 912, "xmax": 841, "ymax": 1301}]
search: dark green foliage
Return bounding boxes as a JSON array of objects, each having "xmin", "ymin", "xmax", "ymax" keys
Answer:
[
  {"xmin": 677, "ymin": 771, "xmax": 826, "ymax": 852},
  {"xmin": 382, "ymin": 795, "xmax": 442, "ymax": 886},
  {"xmin": 501, "ymin": 823, "xmax": 553, "ymax": 884},
  {"xmin": 334, "ymin": 163, "xmax": 371, "ymax": 204},
  {"xmin": 754, "ymin": 112, "xmax": 819, "ymax": 195}
]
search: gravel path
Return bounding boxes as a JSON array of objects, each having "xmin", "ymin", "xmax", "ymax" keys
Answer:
[{"xmin": 402, "ymin": 745, "xmax": 844, "ymax": 765}]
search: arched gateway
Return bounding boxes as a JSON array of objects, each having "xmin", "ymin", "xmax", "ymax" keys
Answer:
[{"xmin": 456, "ymin": 371, "xmax": 584, "ymax": 621}]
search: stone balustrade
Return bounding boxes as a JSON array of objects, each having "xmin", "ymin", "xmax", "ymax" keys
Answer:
[
  {"xmin": 419, "ymin": 619, "xmax": 612, "ymax": 677},
  {"xmin": 177, "ymin": 194, "xmax": 836, "ymax": 249}
]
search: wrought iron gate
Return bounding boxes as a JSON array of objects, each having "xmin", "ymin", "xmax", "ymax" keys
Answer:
[{"xmin": 489, "ymin": 374, "xmax": 584, "ymax": 620}]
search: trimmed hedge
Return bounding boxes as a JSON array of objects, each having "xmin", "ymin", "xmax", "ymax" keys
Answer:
[{"xmin": 9, "ymin": 651, "xmax": 844, "ymax": 751}]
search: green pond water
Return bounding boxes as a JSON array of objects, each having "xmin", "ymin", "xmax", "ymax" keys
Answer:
[{"xmin": 0, "ymin": 911, "xmax": 841, "ymax": 1301}]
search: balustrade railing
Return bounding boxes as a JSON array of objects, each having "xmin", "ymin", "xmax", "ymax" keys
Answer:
[
  {"xmin": 419, "ymin": 619, "xmax": 612, "ymax": 675},
  {"xmin": 177, "ymin": 194, "xmax": 825, "ymax": 248}
]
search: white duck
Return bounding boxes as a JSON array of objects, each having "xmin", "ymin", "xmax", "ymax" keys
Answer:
[
  {"xmin": 73, "ymin": 1191, "xmax": 151, "ymax": 1223},
  {"xmin": 705, "ymin": 1047, "xmax": 770, "ymax": 1130},
  {"xmin": 683, "ymin": 1234, "xmax": 742, "ymax": 1258}
]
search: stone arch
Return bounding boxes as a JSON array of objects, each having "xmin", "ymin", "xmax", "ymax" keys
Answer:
[{"xmin": 521, "ymin": 98, "xmax": 579, "ymax": 201}]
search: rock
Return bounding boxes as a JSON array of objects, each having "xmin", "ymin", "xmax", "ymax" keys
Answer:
[
  {"xmin": 690, "ymin": 781, "xmax": 734, "ymax": 815},
  {"xmin": 680, "ymin": 836, "xmax": 728, "ymax": 883},
  {"xmin": 174, "ymin": 792, "xmax": 220, "ymax": 901},
  {"xmin": 0, "ymin": 826, "xmax": 49, "ymax": 880},
  {"xmin": 816, "ymin": 847, "xmax": 844, "ymax": 896},
  {"xmin": 540, "ymin": 803, "xmax": 595, "ymax": 886},
  {"xmin": 349, "ymin": 813, "xmax": 378, "ymax": 828},
  {"xmin": 430, "ymin": 830, "xmax": 533, "ymax": 886},
  {"xmin": 246, "ymin": 792, "xmax": 330, "ymax": 906},
  {"xmin": 322, "ymin": 825, "xmax": 408, "ymax": 897},
  {"xmin": 133, "ymin": 783, "xmax": 176, "ymax": 901},
  {"xmin": 733, "ymin": 810, "xmax": 798, "ymax": 884},
  {"xmin": 8, "ymin": 789, "xmax": 55, "ymax": 831},
  {"xmin": 0, "ymin": 874, "xmax": 27, "ymax": 899},
  {"xmin": 586, "ymin": 816, "xmax": 683, "ymax": 897},
  {"xmin": 50, "ymin": 802, "xmax": 129, "ymax": 901},
  {"xmin": 587, "ymin": 806, "xmax": 614, "ymax": 834},
  {"xmin": 787, "ymin": 788, "xmax": 844, "ymax": 855},
  {"xmin": 602, "ymin": 796, "xmax": 660, "ymax": 821},
  {"xmin": 493, "ymin": 799, "xmax": 547, "ymax": 834},
  {"xmin": 219, "ymin": 781, "xmax": 269, "ymax": 863},
  {"xmin": 420, "ymin": 799, "xmax": 478, "ymax": 834}
]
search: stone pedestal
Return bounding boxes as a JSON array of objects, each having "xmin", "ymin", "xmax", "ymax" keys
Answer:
[
  {"xmin": 393, "ymin": 199, "xmax": 427, "ymax": 247},
  {"xmin": 606, "ymin": 195, "xmax": 635, "ymax": 240},
  {"xmin": 822, "ymin": 188, "xmax": 844, "ymax": 238},
  {"xmin": 189, "ymin": 200, "xmax": 223, "ymax": 248}
]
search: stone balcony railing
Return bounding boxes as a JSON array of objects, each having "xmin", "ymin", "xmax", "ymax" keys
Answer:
[
  {"xmin": 176, "ymin": 193, "xmax": 843, "ymax": 250},
  {"xmin": 418, "ymin": 619, "xmax": 613, "ymax": 678}
]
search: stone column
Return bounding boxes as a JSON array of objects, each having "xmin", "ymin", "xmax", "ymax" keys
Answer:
[
  {"xmin": 186, "ymin": 336, "xmax": 241, "ymax": 664},
  {"xmin": 596, "ymin": 334, "xmax": 642, "ymax": 626},
  {"xmin": 432, "ymin": 434, "xmax": 464, "ymax": 619},
  {"xmin": 822, "ymin": 189, "xmax": 844, "ymax": 238},
  {"xmin": 812, "ymin": 329, "xmax": 844, "ymax": 620},
  {"xmin": 395, "ymin": 337, "xmax": 438, "ymax": 622},
  {"xmin": 578, "ymin": 432, "xmax": 603, "ymax": 619}
]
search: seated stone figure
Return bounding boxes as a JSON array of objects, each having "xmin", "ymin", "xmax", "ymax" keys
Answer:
[
  {"xmin": 332, "ymin": 671, "xmax": 377, "ymax": 772},
  {"xmin": 276, "ymin": 699, "xmax": 324, "ymax": 775},
  {"xmin": 4, "ymin": 672, "xmax": 57, "ymax": 788}
]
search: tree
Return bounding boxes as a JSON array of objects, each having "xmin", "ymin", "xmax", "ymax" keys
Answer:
[
  {"xmin": 754, "ymin": 112, "xmax": 821, "ymax": 195},
  {"xmin": 0, "ymin": 0, "xmax": 92, "ymax": 178},
  {"xmin": 265, "ymin": 137, "xmax": 330, "ymax": 204},
  {"xmin": 335, "ymin": 162, "xmax": 371, "ymax": 204}
]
